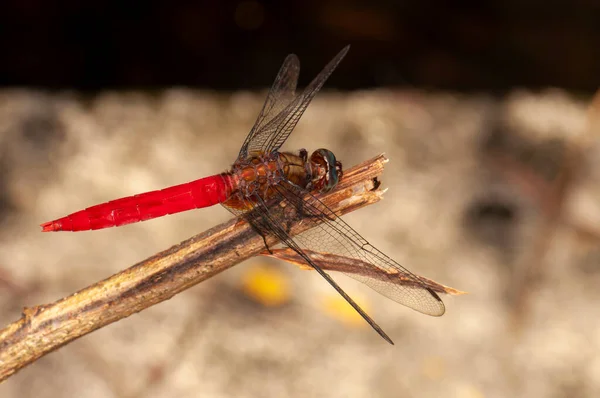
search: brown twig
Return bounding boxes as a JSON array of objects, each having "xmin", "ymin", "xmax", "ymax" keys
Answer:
[
  {"xmin": 0, "ymin": 154, "xmax": 388, "ymax": 382},
  {"xmin": 264, "ymin": 249, "xmax": 465, "ymax": 296}
]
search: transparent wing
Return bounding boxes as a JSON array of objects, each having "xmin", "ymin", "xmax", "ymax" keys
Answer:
[
  {"xmin": 238, "ymin": 46, "xmax": 349, "ymax": 160},
  {"xmin": 238, "ymin": 54, "xmax": 300, "ymax": 160},
  {"xmin": 273, "ymin": 181, "xmax": 446, "ymax": 316}
]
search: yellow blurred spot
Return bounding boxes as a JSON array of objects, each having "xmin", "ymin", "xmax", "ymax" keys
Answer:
[
  {"xmin": 242, "ymin": 264, "xmax": 291, "ymax": 307},
  {"xmin": 322, "ymin": 292, "xmax": 370, "ymax": 327}
]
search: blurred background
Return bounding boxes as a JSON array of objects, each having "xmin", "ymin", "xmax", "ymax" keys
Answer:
[{"xmin": 1, "ymin": 1, "xmax": 600, "ymax": 398}]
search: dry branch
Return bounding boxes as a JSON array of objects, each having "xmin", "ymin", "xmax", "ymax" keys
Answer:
[
  {"xmin": 264, "ymin": 249, "xmax": 465, "ymax": 296},
  {"xmin": 0, "ymin": 154, "xmax": 388, "ymax": 382}
]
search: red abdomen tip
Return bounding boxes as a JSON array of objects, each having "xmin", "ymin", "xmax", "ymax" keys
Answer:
[{"xmin": 41, "ymin": 221, "xmax": 61, "ymax": 232}]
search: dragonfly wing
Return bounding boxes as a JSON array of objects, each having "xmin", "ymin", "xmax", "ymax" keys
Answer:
[
  {"xmin": 244, "ymin": 192, "xmax": 394, "ymax": 344},
  {"xmin": 274, "ymin": 181, "xmax": 446, "ymax": 317},
  {"xmin": 238, "ymin": 54, "xmax": 300, "ymax": 160},
  {"xmin": 240, "ymin": 46, "xmax": 350, "ymax": 159}
]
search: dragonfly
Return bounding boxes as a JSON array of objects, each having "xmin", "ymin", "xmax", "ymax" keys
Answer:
[{"xmin": 41, "ymin": 46, "xmax": 445, "ymax": 344}]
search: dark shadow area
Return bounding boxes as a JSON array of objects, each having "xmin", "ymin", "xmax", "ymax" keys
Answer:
[{"xmin": 0, "ymin": 1, "xmax": 599, "ymax": 91}]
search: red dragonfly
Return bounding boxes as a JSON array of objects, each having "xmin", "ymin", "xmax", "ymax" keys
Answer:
[{"xmin": 41, "ymin": 46, "xmax": 445, "ymax": 344}]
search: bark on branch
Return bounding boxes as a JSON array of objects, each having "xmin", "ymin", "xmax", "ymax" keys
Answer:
[{"xmin": 0, "ymin": 154, "xmax": 388, "ymax": 382}]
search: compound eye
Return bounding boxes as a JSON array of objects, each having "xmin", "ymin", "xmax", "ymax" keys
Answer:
[{"xmin": 310, "ymin": 149, "xmax": 340, "ymax": 193}]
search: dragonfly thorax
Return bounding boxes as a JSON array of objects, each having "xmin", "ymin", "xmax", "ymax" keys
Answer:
[
  {"xmin": 273, "ymin": 148, "xmax": 342, "ymax": 194},
  {"xmin": 229, "ymin": 149, "xmax": 342, "ymax": 202},
  {"xmin": 230, "ymin": 152, "xmax": 284, "ymax": 199}
]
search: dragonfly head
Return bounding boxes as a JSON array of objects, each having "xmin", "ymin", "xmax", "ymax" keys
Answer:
[{"xmin": 309, "ymin": 149, "xmax": 343, "ymax": 193}]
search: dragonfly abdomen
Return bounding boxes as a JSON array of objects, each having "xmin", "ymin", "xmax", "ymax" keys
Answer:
[{"xmin": 41, "ymin": 174, "xmax": 233, "ymax": 232}]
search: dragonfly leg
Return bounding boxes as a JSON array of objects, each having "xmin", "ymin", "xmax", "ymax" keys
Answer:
[
  {"xmin": 297, "ymin": 201, "xmax": 336, "ymax": 222},
  {"xmin": 281, "ymin": 202, "xmax": 325, "ymax": 234},
  {"xmin": 299, "ymin": 148, "xmax": 308, "ymax": 162},
  {"xmin": 254, "ymin": 228, "xmax": 274, "ymax": 254},
  {"xmin": 261, "ymin": 234, "xmax": 274, "ymax": 254}
]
